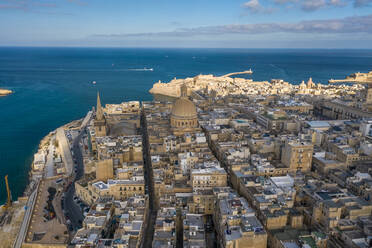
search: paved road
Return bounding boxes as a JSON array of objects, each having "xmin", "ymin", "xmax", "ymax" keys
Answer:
[
  {"xmin": 80, "ymin": 111, "xmax": 92, "ymax": 130},
  {"xmin": 63, "ymin": 113, "xmax": 92, "ymax": 235},
  {"xmin": 141, "ymin": 111, "xmax": 158, "ymax": 248},
  {"xmin": 45, "ymin": 135, "xmax": 56, "ymax": 178},
  {"xmin": 63, "ymin": 131, "xmax": 85, "ymax": 232},
  {"xmin": 15, "ymin": 114, "xmax": 92, "ymax": 247},
  {"xmin": 56, "ymin": 128, "xmax": 74, "ymax": 176},
  {"xmin": 13, "ymin": 182, "xmax": 39, "ymax": 248}
]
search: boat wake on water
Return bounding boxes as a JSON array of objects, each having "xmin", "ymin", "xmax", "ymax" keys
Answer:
[{"xmin": 127, "ymin": 68, "xmax": 154, "ymax": 71}]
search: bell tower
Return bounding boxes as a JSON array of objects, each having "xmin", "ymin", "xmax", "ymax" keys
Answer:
[{"xmin": 94, "ymin": 92, "xmax": 107, "ymax": 137}]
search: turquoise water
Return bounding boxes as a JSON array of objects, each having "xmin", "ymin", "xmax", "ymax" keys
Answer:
[{"xmin": 1, "ymin": 47, "xmax": 372, "ymax": 204}]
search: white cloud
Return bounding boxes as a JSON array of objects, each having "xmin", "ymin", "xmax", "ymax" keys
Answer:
[
  {"xmin": 92, "ymin": 14, "xmax": 372, "ymax": 38},
  {"xmin": 243, "ymin": 0, "xmax": 262, "ymax": 12},
  {"xmin": 0, "ymin": 0, "xmax": 57, "ymax": 10},
  {"xmin": 243, "ymin": 0, "xmax": 275, "ymax": 14},
  {"xmin": 301, "ymin": 0, "xmax": 327, "ymax": 11},
  {"xmin": 273, "ymin": 0, "xmax": 368, "ymax": 11},
  {"xmin": 274, "ymin": 0, "xmax": 298, "ymax": 4},
  {"xmin": 328, "ymin": 0, "xmax": 345, "ymax": 6}
]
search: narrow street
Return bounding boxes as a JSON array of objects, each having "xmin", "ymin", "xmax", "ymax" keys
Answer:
[{"xmin": 140, "ymin": 109, "xmax": 158, "ymax": 248}]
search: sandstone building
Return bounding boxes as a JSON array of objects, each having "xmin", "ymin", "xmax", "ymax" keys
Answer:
[
  {"xmin": 170, "ymin": 84, "xmax": 198, "ymax": 134},
  {"xmin": 281, "ymin": 141, "xmax": 314, "ymax": 172}
]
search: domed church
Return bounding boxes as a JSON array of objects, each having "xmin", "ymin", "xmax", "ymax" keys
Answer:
[{"xmin": 170, "ymin": 84, "xmax": 198, "ymax": 132}]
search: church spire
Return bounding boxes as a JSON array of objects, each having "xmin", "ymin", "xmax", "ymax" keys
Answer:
[{"xmin": 96, "ymin": 91, "xmax": 104, "ymax": 120}]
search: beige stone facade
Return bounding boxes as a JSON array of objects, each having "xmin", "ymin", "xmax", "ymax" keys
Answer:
[
  {"xmin": 281, "ymin": 141, "xmax": 313, "ymax": 172},
  {"xmin": 95, "ymin": 159, "xmax": 114, "ymax": 181}
]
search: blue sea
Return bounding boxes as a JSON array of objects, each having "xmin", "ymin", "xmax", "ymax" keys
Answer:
[{"xmin": 1, "ymin": 47, "xmax": 372, "ymax": 204}]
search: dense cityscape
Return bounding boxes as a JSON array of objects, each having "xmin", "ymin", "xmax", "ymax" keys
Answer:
[
  {"xmin": 1, "ymin": 71, "xmax": 372, "ymax": 248},
  {"xmin": 1, "ymin": 0, "xmax": 372, "ymax": 247}
]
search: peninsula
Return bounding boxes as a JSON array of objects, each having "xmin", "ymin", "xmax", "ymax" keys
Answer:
[
  {"xmin": 149, "ymin": 73, "xmax": 269, "ymax": 99},
  {"xmin": 0, "ymin": 88, "xmax": 12, "ymax": 96},
  {"xmin": 3, "ymin": 70, "xmax": 372, "ymax": 248},
  {"xmin": 149, "ymin": 73, "xmax": 364, "ymax": 99}
]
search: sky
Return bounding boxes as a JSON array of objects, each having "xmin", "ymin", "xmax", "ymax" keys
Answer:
[{"xmin": 0, "ymin": 0, "xmax": 372, "ymax": 48}]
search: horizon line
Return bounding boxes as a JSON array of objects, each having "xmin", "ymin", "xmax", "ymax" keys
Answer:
[{"xmin": 1, "ymin": 45, "xmax": 372, "ymax": 50}]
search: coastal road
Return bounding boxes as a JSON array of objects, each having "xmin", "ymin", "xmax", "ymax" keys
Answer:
[
  {"xmin": 56, "ymin": 128, "xmax": 74, "ymax": 176},
  {"xmin": 45, "ymin": 135, "xmax": 56, "ymax": 178},
  {"xmin": 63, "ymin": 131, "xmax": 84, "ymax": 232},
  {"xmin": 13, "ymin": 182, "xmax": 39, "ymax": 248},
  {"xmin": 63, "ymin": 113, "xmax": 92, "ymax": 235},
  {"xmin": 80, "ymin": 111, "xmax": 92, "ymax": 130}
]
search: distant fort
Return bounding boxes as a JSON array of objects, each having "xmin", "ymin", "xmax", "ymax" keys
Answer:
[{"xmin": 149, "ymin": 71, "xmax": 261, "ymax": 100}]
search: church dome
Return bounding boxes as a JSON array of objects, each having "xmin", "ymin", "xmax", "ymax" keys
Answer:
[
  {"xmin": 170, "ymin": 83, "xmax": 198, "ymax": 130},
  {"xmin": 171, "ymin": 98, "xmax": 197, "ymax": 119}
]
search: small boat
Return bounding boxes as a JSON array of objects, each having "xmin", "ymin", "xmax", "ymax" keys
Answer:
[{"xmin": 92, "ymin": 81, "xmax": 96, "ymax": 85}]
